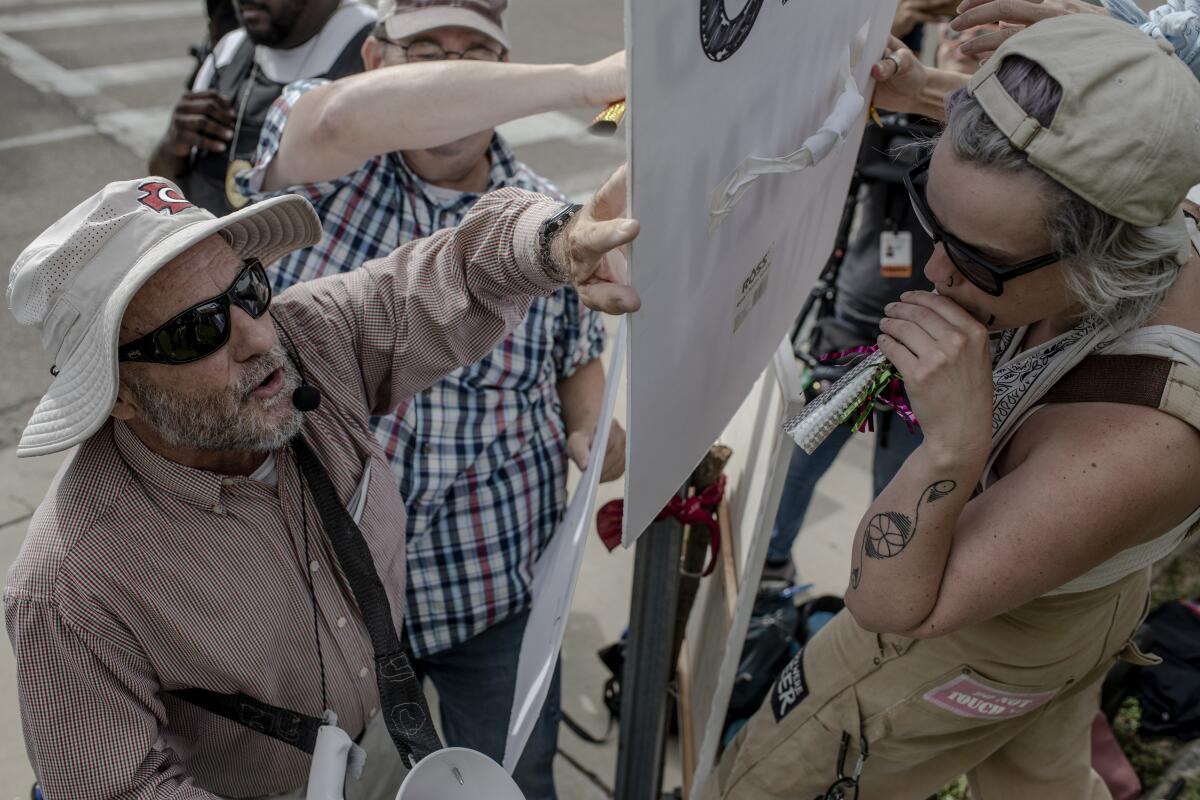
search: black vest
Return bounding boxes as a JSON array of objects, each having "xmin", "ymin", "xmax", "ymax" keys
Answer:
[{"xmin": 180, "ymin": 22, "xmax": 372, "ymax": 216}]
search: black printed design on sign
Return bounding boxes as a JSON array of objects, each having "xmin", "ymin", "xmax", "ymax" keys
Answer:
[
  {"xmin": 700, "ymin": 0, "xmax": 775, "ymax": 62},
  {"xmin": 771, "ymin": 646, "xmax": 809, "ymax": 721}
]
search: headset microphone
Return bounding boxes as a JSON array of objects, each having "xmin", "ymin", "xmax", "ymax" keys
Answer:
[
  {"xmin": 292, "ymin": 383, "xmax": 321, "ymax": 413},
  {"xmin": 276, "ymin": 322, "xmax": 322, "ymax": 413}
]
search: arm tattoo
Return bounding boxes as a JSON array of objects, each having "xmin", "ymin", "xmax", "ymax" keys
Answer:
[{"xmin": 850, "ymin": 480, "xmax": 956, "ymax": 589}]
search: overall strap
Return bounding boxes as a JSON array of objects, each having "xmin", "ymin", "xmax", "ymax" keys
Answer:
[
  {"xmin": 324, "ymin": 21, "xmax": 373, "ymax": 79},
  {"xmin": 1041, "ymin": 354, "xmax": 1200, "ymax": 431},
  {"xmin": 212, "ymin": 34, "xmax": 256, "ymax": 97}
]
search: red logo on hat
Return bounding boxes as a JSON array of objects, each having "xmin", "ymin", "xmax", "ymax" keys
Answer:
[{"xmin": 136, "ymin": 181, "xmax": 194, "ymax": 215}]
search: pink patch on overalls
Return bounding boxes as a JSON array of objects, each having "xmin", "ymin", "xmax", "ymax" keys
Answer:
[{"xmin": 922, "ymin": 674, "xmax": 1057, "ymax": 720}]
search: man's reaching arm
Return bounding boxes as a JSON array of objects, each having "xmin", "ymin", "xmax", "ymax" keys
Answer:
[
  {"xmin": 276, "ymin": 166, "xmax": 639, "ymax": 415},
  {"xmin": 261, "ymin": 53, "xmax": 624, "ymax": 191}
]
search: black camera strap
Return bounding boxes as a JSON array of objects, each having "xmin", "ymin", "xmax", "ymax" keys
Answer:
[{"xmin": 291, "ymin": 434, "xmax": 442, "ymax": 767}]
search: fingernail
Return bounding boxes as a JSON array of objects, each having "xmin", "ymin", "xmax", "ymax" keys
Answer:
[
  {"xmin": 224, "ymin": 130, "xmax": 234, "ymax": 140},
  {"xmin": 885, "ymin": 302, "xmax": 895, "ymax": 311},
  {"xmin": 956, "ymin": 0, "xmax": 966, "ymax": 12},
  {"xmin": 621, "ymin": 220, "xmax": 637, "ymax": 234}
]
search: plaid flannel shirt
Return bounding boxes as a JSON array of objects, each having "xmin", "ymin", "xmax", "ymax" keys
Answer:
[{"xmin": 239, "ymin": 79, "xmax": 607, "ymax": 657}]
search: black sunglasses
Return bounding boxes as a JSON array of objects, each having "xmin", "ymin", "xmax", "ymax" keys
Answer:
[
  {"xmin": 118, "ymin": 258, "xmax": 272, "ymax": 365},
  {"xmin": 903, "ymin": 155, "xmax": 1060, "ymax": 296}
]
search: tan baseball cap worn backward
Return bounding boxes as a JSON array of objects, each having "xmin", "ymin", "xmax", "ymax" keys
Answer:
[
  {"xmin": 377, "ymin": 0, "xmax": 509, "ymax": 49},
  {"xmin": 6, "ymin": 178, "xmax": 322, "ymax": 458},
  {"xmin": 967, "ymin": 14, "xmax": 1200, "ymax": 262}
]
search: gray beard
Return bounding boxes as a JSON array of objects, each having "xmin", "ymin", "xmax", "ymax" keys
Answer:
[{"xmin": 125, "ymin": 345, "xmax": 304, "ymax": 453}]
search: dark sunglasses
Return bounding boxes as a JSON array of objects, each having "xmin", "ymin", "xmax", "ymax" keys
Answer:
[
  {"xmin": 903, "ymin": 155, "xmax": 1060, "ymax": 296},
  {"xmin": 118, "ymin": 258, "xmax": 272, "ymax": 365}
]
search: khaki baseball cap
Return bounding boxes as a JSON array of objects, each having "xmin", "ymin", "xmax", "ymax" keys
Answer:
[
  {"xmin": 7, "ymin": 178, "xmax": 322, "ymax": 458},
  {"xmin": 378, "ymin": 0, "xmax": 509, "ymax": 49},
  {"xmin": 967, "ymin": 14, "xmax": 1200, "ymax": 253}
]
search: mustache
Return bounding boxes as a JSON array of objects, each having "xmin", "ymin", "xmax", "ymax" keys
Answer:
[{"xmin": 235, "ymin": 349, "xmax": 289, "ymax": 400}]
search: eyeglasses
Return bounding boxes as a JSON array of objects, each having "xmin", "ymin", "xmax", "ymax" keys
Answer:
[
  {"xmin": 903, "ymin": 154, "xmax": 1061, "ymax": 296},
  {"xmin": 378, "ymin": 36, "xmax": 507, "ymax": 62},
  {"xmin": 816, "ymin": 732, "xmax": 869, "ymax": 800},
  {"xmin": 118, "ymin": 258, "xmax": 272, "ymax": 365}
]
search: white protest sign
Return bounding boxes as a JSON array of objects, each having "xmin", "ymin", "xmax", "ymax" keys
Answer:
[
  {"xmin": 685, "ymin": 340, "xmax": 805, "ymax": 799},
  {"xmin": 503, "ymin": 319, "xmax": 627, "ymax": 772},
  {"xmin": 622, "ymin": 0, "xmax": 897, "ymax": 541}
]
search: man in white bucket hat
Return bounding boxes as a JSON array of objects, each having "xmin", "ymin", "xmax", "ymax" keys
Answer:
[{"xmin": 3, "ymin": 169, "xmax": 638, "ymax": 798}]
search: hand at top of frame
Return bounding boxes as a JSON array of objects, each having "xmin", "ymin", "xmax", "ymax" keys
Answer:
[
  {"xmin": 950, "ymin": 0, "xmax": 1109, "ymax": 60},
  {"xmin": 892, "ymin": 0, "xmax": 961, "ymax": 38},
  {"xmin": 553, "ymin": 165, "xmax": 641, "ymax": 315}
]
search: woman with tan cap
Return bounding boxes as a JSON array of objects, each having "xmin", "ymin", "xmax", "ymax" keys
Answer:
[{"xmin": 708, "ymin": 13, "xmax": 1200, "ymax": 800}]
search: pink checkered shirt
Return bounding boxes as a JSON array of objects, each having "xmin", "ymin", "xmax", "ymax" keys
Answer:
[{"xmin": 4, "ymin": 188, "xmax": 565, "ymax": 799}]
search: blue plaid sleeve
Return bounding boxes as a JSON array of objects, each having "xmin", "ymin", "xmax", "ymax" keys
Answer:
[
  {"xmin": 1105, "ymin": 0, "xmax": 1200, "ymax": 78},
  {"xmin": 234, "ymin": 78, "xmax": 357, "ymax": 204},
  {"xmin": 552, "ymin": 287, "xmax": 607, "ymax": 380}
]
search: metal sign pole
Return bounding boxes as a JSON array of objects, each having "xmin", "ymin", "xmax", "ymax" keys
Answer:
[{"xmin": 613, "ymin": 485, "xmax": 686, "ymax": 800}]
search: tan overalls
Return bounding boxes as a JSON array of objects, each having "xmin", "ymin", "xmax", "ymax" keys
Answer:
[{"xmin": 708, "ymin": 327, "xmax": 1200, "ymax": 800}]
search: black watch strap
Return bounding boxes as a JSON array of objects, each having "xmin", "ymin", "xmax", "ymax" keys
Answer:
[{"xmin": 538, "ymin": 203, "xmax": 583, "ymax": 277}]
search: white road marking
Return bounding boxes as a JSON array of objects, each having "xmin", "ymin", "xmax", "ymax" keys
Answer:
[
  {"xmin": 0, "ymin": 123, "xmax": 95, "ymax": 151},
  {"xmin": 0, "ymin": 30, "xmax": 93, "ymax": 96},
  {"xmin": 72, "ymin": 56, "xmax": 193, "ymax": 88},
  {"xmin": 0, "ymin": 0, "xmax": 198, "ymax": 32},
  {"xmin": 94, "ymin": 106, "xmax": 171, "ymax": 159},
  {"xmin": 0, "ymin": 106, "xmax": 170, "ymax": 157},
  {"xmin": 0, "ymin": 0, "xmax": 103, "ymax": 9},
  {"xmin": 0, "ymin": 33, "xmax": 190, "ymax": 97}
]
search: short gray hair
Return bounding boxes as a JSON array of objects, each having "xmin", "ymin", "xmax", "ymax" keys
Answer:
[{"xmin": 942, "ymin": 56, "xmax": 1185, "ymax": 333}]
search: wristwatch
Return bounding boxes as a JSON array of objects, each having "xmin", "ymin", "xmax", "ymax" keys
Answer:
[{"xmin": 538, "ymin": 202, "xmax": 583, "ymax": 277}]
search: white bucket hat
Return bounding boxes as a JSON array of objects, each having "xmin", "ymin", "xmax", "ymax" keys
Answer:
[{"xmin": 7, "ymin": 177, "xmax": 322, "ymax": 458}]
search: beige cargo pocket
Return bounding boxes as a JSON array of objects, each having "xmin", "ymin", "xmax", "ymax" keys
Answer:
[
  {"xmin": 864, "ymin": 665, "xmax": 1061, "ymax": 763},
  {"xmin": 723, "ymin": 687, "xmax": 866, "ymax": 800}
]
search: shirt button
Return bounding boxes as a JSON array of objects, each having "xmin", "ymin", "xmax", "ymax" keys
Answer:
[
  {"xmin": 221, "ymin": 477, "xmax": 235, "ymax": 488},
  {"xmin": 359, "ymin": 667, "xmax": 370, "ymax": 679},
  {"xmin": 368, "ymin": 707, "xmax": 378, "ymax": 718},
  {"xmin": 309, "ymin": 560, "xmax": 320, "ymax": 573},
  {"xmin": 212, "ymin": 503, "xmax": 227, "ymax": 515},
  {"xmin": 421, "ymin": 443, "xmax": 432, "ymax": 455},
  {"xmin": 337, "ymin": 617, "xmax": 347, "ymax": 628}
]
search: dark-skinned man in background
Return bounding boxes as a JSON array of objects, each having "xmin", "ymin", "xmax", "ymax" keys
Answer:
[{"xmin": 149, "ymin": 0, "xmax": 375, "ymax": 215}]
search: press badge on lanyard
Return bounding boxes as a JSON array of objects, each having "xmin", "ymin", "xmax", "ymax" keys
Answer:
[{"xmin": 880, "ymin": 230, "xmax": 913, "ymax": 279}]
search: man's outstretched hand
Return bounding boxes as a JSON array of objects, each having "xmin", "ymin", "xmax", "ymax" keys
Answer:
[{"xmin": 553, "ymin": 165, "xmax": 641, "ymax": 315}]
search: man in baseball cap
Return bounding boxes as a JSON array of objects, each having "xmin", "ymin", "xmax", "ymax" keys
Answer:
[
  {"xmin": 377, "ymin": 0, "xmax": 508, "ymax": 50},
  {"xmin": 4, "ymin": 169, "xmax": 638, "ymax": 798}
]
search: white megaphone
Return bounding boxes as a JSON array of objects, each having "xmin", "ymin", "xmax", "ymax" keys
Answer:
[{"xmin": 395, "ymin": 748, "xmax": 526, "ymax": 800}]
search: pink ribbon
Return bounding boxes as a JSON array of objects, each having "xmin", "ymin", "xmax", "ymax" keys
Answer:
[{"xmin": 819, "ymin": 345, "xmax": 920, "ymax": 435}]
